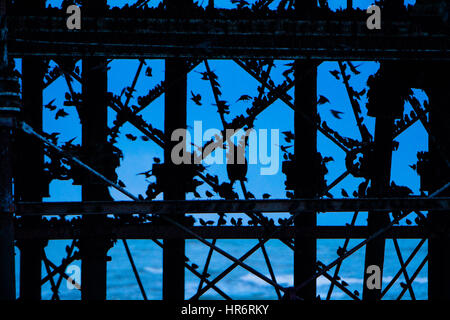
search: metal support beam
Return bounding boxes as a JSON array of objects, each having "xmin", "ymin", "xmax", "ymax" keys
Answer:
[
  {"xmin": 427, "ymin": 63, "xmax": 450, "ymax": 301},
  {"xmin": 163, "ymin": 63, "xmax": 187, "ymax": 299},
  {"xmin": 15, "ymin": 198, "xmax": 450, "ymax": 216},
  {"xmin": 14, "ymin": 0, "xmax": 46, "ymax": 301},
  {"xmin": 293, "ymin": 0, "xmax": 319, "ymax": 298},
  {"xmin": 293, "ymin": 2, "xmax": 319, "ymax": 299},
  {"xmin": 0, "ymin": 125, "xmax": 16, "ymax": 300},
  {"xmin": 7, "ymin": 15, "xmax": 450, "ymax": 60},
  {"xmin": 80, "ymin": 55, "xmax": 111, "ymax": 300},
  {"xmin": 16, "ymin": 56, "xmax": 45, "ymax": 301},
  {"xmin": 293, "ymin": 60, "xmax": 318, "ymax": 300},
  {"xmin": 363, "ymin": 116, "xmax": 395, "ymax": 300},
  {"xmin": 79, "ymin": 0, "xmax": 110, "ymax": 301},
  {"xmin": 163, "ymin": 1, "xmax": 191, "ymax": 299},
  {"xmin": 0, "ymin": 0, "xmax": 19, "ymax": 299},
  {"xmin": 363, "ymin": 63, "xmax": 399, "ymax": 300},
  {"xmin": 0, "ymin": 112, "xmax": 17, "ymax": 300}
]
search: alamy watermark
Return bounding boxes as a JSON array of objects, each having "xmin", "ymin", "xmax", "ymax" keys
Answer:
[
  {"xmin": 171, "ymin": 121, "xmax": 280, "ymax": 176},
  {"xmin": 66, "ymin": 264, "xmax": 81, "ymax": 290},
  {"xmin": 66, "ymin": 5, "xmax": 81, "ymax": 30},
  {"xmin": 366, "ymin": 264, "xmax": 382, "ymax": 290},
  {"xmin": 366, "ymin": 5, "xmax": 381, "ymax": 30}
]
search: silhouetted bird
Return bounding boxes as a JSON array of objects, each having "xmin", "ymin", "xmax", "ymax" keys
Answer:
[
  {"xmin": 280, "ymin": 145, "xmax": 293, "ymax": 153},
  {"xmin": 197, "ymin": 70, "xmax": 218, "ymax": 81},
  {"xmin": 231, "ymin": 0, "xmax": 249, "ymax": 9},
  {"xmin": 236, "ymin": 94, "xmax": 252, "ymax": 102},
  {"xmin": 45, "ymin": 99, "xmax": 57, "ymax": 111},
  {"xmin": 317, "ymin": 95, "xmax": 330, "ymax": 105},
  {"xmin": 330, "ymin": 109, "xmax": 344, "ymax": 119},
  {"xmin": 125, "ymin": 133, "xmax": 137, "ymax": 141},
  {"xmin": 137, "ymin": 170, "xmax": 152, "ymax": 178},
  {"xmin": 390, "ymin": 181, "xmax": 413, "ymax": 196},
  {"xmin": 55, "ymin": 108, "xmax": 69, "ymax": 120},
  {"xmin": 282, "ymin": 131, "xmax": 295, "ymax": 143},
  {"xmin": 347, "ymin": 62, "xmax": 361, "ymax": 75},
  {"xmin": 197, "ymin": 71, "xmax": 210, "ymax": 80},
  {"xmin": 329, "ymin": 70, "xmax": 340, "ymax": 80},
  {"xmin": 191, "ymin": 91, "xmax": 202, "ymax": 106},
  {"xmin": 145, "ymin": 66, "xmax": 152, "ymax": 77}
]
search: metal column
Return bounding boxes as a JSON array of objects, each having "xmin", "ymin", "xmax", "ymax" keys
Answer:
[
  {"xmin": 427, "ymin": 63, "xmax": 450, "ymax": 301},
  {"xmin": 293, "ymin": 60, "xmax": 318, "ymax": 300},
  {"xmin": 293, "ymin": 0, "xmax": 319, "ymax": 298},
  {"xmin": 14, "ymin": 0, "xmax": 46, "ymax": 301},
  {"xmin": 363, "ymin": 63, "xmax": 400, "ymax": 300},
  {"xmin": 79, "ymin": 0, "xmax": 111, "ymax": 301},
  {"xmin": 163, "ymin": 59, "xmax": 187, "ymax": 301},
  {"xmin": 162, "ymin": 0, "xmax": 192, "ymax": 300},
  {"xmin": 0, "ymin": 102, "xmax": 16, "ymax": 301},
  {"xmin": 0, "ymin": 0, "xmax": 19, "ymax": 300},
  {"xmin": 16, "ymin": 55, "xmax": 45, "ymax": 301}
]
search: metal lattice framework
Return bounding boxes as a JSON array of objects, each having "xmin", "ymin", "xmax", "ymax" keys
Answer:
[{"xmin": 0, "ymin": 0, "xmax": 449, "ymax": 301}]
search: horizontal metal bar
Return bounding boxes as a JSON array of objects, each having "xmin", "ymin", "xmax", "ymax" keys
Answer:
[
  {"xmin": 14, "ymin": 225, "xmax": 427, "ymax": 240},
  {"xmin": 15, "ymin": 197, "xmax": 450, "ymax": 216},
  {"xmin": 8, "ymin": 15, "xmax": 449, "ymax": 60}
]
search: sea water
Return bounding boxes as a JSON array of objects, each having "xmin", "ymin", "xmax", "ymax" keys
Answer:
[{"xmin": 16, "ymin": 238, "xmax": 428, "ymax": 300}]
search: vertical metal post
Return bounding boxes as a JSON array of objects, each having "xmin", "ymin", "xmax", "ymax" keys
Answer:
[
  {"xmin": 16, "ymin": 56, "xmax": 45, "ymax": 301},
  {"xmin": 163, "ymin": 59, "xmax": 187, "ymax": 301},
  {"xmin": 162, "ymin": 0, "xmax": 193, "ymax": 301},
  {"xmin": 292, "ymin": 0, "xmax": 319, "ymax": 301},
  {"xmin": 293, "ymin": 61, "xmax": 318, "ymax": 300},
  {"xmin": 79, "ymin": 0, "xmax": 111, "ymax": 301},
  {"xmin": 0, "ymin": 0, "xmax": 19, "ymax": 300},
  {"xmin": 363, "ymin": 63, "xmax": 399, "ymax": 300},
  {"xmin": 427, "ymin": 63, "xmax": 450, "ymax": 301},
  {"xmin": 0, "ymin": 116, "xmax": 16, "ymax": 301},
  {"xmin": 80, "ymin": 57, "xmax": 110, "ymax": 300},
  {"xmin": 15, "ymin": 0, "xmax": 46, "ymax": 301},
  {"xmin": 363, "ymin": 118, "xmax": 394, "ymax": 300}
]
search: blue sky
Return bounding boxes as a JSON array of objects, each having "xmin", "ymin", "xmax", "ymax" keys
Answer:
[{"xmin": 31, "ymin": 0, "xmax": 426, "ymax": 227}]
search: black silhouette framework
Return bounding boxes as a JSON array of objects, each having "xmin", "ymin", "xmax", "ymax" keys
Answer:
[{"xmin": 0, "ymin": 0, "xmax": 449, "ymax": 301}]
